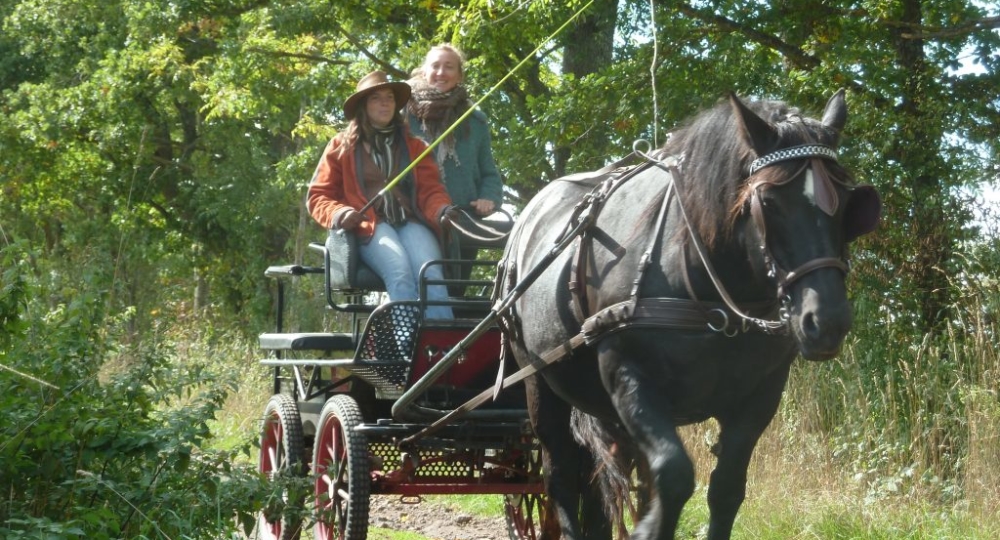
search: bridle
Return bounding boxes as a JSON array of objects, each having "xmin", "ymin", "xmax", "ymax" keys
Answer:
[
  {"xmin": 744, "ymin": 144, "xmax": 853, "ymax": 299},
  {"xmin": 634, "ymin": 141, "xmax": 855, "ymax": 335}
]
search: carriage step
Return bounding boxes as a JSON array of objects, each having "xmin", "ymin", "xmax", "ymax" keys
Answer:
[{"xmin": 259, "ymin": 332, "xmax": 356, "ymax": 352}]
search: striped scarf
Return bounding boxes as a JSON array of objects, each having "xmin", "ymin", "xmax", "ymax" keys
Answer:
[
  {"xmin": 368, "ymin": 126, "xmax": 407, "ymax": 225},
  {"xmin": 407, "ymin": 78, "xmax": 471, "ymax": 172},
  {"xmin": 370, "ymin": 125, "xmax": 396, "ymax": 177}
]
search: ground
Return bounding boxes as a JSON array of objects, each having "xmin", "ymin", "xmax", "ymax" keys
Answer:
[{"xmin": 368, "ymin": 495, "xmax": 510, "ymax": 540}]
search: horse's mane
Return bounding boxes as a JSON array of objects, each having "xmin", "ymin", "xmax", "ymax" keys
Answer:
[{"xmin": 660, "ymin": 97, "xmax": 847, "ymax": 248}]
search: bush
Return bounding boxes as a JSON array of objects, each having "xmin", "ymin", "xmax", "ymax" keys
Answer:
[{"xmin": 0, "ymin": 243, "xmax": 271, "ymax": 539}]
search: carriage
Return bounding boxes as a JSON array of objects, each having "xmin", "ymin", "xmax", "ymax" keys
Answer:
[
  {"xmin": 257, "ymin": 90, "xmax": 881, "ymax": 540},
  {"xmin": 255, "ymin": 215, "xmax": 550, "ymax": 540}
]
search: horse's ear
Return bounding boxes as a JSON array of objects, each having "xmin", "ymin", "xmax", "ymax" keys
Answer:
[
  {"xmin": 821, "ymin": 89, "xmax": 848, "ymax": 136},
  {"xmin": 730, "ymin": 93, "xmax": 779, "ymax": 155}
]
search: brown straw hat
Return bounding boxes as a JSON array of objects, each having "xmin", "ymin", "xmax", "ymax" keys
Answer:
[{"xmin": 342, "ymin": 70, "xmax": 411, "ymax": 118}]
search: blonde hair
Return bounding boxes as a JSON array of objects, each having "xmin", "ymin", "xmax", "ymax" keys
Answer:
[{"xmin": 421, "ymin": 43, "xmax": 466, "ymax": 78}]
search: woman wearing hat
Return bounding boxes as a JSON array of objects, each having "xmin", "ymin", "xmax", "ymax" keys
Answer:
[{"xmin": 307, "ymin": 70, "xmax": 457, "ymax": 319}]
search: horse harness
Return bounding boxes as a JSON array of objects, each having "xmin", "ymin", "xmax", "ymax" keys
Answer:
[
  {"xmin": 406, "ymin": 142, "xmax": 853, "ymax": 441},
  {"xmin": 498, "ymin": 142, "xmax": 853, "ymax": 375}
]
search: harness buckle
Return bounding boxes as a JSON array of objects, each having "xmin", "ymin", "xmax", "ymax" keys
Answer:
[{"xmin": 707, "ymin": 308, "xmax": 738, "ymax": 337}]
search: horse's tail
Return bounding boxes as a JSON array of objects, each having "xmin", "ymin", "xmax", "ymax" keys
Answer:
[{"xmin": 570, "ymin": 409, "xmax": 640, "ymax": 540}]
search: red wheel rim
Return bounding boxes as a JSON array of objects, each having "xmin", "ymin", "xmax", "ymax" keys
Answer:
[
  {"xmin": 506, "ymin": 493, "xmax": 541, "ymax": 540},
  {"xmin": 259, "ymin": 410, "xmax": 284, "ymax": 538},
  {"xmin": 314, "ymin": 413, "xmax": 347, "ymax": 538}
]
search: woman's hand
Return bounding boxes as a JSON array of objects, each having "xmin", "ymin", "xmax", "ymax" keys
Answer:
[
  {"xmin": 338, "ymin": 209, "xmax": 366, "ymax": 230},
  {"xmin": 440, "ymin": 205, "xmax": 462, "ymax": 226},
  {"xmin": 470, "ymin": 199, "xmax": 496, "ymax": 216}
]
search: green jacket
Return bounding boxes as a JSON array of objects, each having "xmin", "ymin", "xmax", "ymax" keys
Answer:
[{"xmin": 407, "ymin": 109, "xmax": 503, "ymax": 210}]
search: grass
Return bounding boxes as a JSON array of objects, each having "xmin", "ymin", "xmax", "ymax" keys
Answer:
[
  {"xmin": 368, "ymin": 528, "xmax": 433, "ymax": 540},
  {"xmin": 670, "ymin": 412, "xmax": 1000, "ymax": 540},
  {"xmin": 204, "ymin": 271, "xmax": 1000, "ymax": 539},
  {"xmin": 732, "ymin": 488, "xmax": 998, "ymax": 539},
  {"xmin": 421, "ymin": 494, "xmax": 506, "ymax": 518}
]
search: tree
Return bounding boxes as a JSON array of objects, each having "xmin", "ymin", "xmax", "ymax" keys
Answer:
[{"xmin": 1, "ymin": 0, "xmax": 998, "ymax": 529}]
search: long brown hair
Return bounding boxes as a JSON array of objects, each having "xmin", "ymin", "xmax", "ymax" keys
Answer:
[{"xmin": 338, "ymin": 106, "xmax": 406, "ymax": 156}]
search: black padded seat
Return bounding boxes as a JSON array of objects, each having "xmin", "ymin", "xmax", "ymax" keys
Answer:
[
  {"xmin": 258, "ymin": 332, "xmax": 356, "ymax": 352},
  {"xmin": 323, "ymin": 231, "xmax": 385, "ymax": 291}
]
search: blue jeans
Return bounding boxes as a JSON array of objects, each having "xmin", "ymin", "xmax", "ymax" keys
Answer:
[{"xmin": 359, "ymin": 221, "xmax": 453, "ymax": 320}]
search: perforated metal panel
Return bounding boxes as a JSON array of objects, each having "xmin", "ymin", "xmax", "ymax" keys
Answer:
[
  {"xmin": 358, "ymin": 304, "xmax": 420, "ymax": 362},
  {"xmin": 349, "ymin": 304, "xmax": 421, "ymax": 399},
  {"xmin": 370, "ymin": 442, "xmax": 477, "ymax": 477},
  {"xmin": 349, "ymin": 364, "xmax": 410, "ymax": 400}
]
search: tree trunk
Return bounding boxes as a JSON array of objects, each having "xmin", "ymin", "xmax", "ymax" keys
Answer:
[
  {"xmin": 555, "ymin": 0, "xmax": 618, "ymax": 178},
  {"xmin": 890, "ymin": 0, "xmax": 954, "ymax": 333}
]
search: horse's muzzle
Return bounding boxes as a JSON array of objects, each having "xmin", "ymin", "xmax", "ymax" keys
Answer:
[{"xmin": 791, "ymin": 283, "xmax": 852, "ymax": 361}]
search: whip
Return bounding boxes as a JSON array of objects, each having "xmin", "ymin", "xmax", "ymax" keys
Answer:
[{"xmin": 353, "ymin": 0, "xmax": 596, "ymax": 216}]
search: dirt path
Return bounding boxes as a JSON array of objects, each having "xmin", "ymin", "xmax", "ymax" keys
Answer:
[{"xmin": 368, "ymin": 495, "xmax": 509, "ymax": 540}]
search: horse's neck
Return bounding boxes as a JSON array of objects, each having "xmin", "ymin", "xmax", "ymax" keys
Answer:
[{"xmin": 673, "ymin": 226, "xmax": 773, "ymax": 304}]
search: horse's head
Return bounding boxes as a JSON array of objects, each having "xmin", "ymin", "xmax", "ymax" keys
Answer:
[{"xmin": 730, "ymin": 90, "xmax": 880, "ymax": 360}]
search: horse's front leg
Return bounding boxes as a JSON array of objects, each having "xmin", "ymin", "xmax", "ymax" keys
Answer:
[
  {"xmin": 705, "ymin": 362, "xmax": 792, "ymax": 540},
  {"xmin": 604, "ymin": 356, "xmax": 694, "ymax": 540}
]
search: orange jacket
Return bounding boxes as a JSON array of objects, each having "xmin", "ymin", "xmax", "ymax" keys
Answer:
[{"xmin": 307, "ymin": 131, "xmax": 452, "ymax": 240}]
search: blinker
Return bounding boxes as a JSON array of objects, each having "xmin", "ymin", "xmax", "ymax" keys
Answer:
[
  {"xmin": 843, "ymin": 185, "xmax": 881, "ymax": 242},
  {"xmin": 806, "ymin": 159, "xmax": 839, "ymax": 217}
]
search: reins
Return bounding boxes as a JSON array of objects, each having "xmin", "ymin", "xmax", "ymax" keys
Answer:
[
  {"xmin": 396, "ymin": 139, "xmax": 847, "ymax": 446},
  {"xmin": 443, "ymin": 207, "xmax": 514, "ymax": 245}
]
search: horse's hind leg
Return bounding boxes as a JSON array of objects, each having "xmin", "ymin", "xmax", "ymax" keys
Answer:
[
  {"xmin": 705, "ymin": 363, "xmax": 791, "ymax": 540},
  {"xmin": 523, "ymin": 372, "xmax": 595, "ymax": 540}
]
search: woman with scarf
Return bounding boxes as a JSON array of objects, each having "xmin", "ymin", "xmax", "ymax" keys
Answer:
[
  {"xmin": 308, "ymin": 70, "xmax": 457, "ymax": 319},
  {"xmin": 407, "ymin": 44, "xmax": 504, "ymax": 291},
  {"xmin": 407, "ymin": 44, "xmax": 503, "ymax": 215}
]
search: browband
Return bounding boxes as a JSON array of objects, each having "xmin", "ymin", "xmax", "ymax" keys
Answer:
[{"xmin": 749, "ymin": 144, "xmax": 838, "ymax": 175}]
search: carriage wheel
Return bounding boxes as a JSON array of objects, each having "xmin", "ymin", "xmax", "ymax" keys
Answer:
[
  {"xmin": 258, "ymin": 394, "xmax": 306, "ymax": 540},
  {"xmin": 504, "ymin": 492, "xmax": 549, "ymax": 540},
  {"xmin": 504, "ymin": 448, "xmax": 556, "ymax": 540},
  {"xmin": 312, "ymin": 394, "xmax": 371, "ymax": 540}
]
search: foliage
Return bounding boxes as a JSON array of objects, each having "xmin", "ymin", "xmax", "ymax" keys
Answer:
[
  {"xmin": 0, "ymin": 243, "xmax": 273, "ymax": 539},
  {"xmin": 2, "ymin": 0, "xmax": 996, "ymax": 329},
  {"xmin": 782, "ymin": 232, "xmax": 1000, "ymax": 505},
  {"xmin": 1, "ymin": 0, "xmax": 999, "ymax": 532}
]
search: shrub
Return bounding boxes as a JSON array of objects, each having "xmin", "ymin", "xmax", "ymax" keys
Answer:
[{"xmin": 0, "ymin": 243, "xmax": 271, "ymax": 539}]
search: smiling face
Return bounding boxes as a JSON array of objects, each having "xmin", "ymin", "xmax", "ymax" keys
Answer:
[
  {"xmin": 422, "ymin": 47, "xmax": 463, "ymax": 93},
  {"xmin": 365, "ymin": 88, "xmax": 397, "ymax": 128}
]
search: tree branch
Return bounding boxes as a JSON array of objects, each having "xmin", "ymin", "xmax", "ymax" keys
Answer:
[
  {"xmin": 883, "ymin": 16, "xmax": 1000, "ymax": 40},
  {"xmin": 332, "ymin": 23, "xmax": 407, "ymax": 79},
  {"xmin": 244, "ymin": 47, "xmax": 350, "ymax": 65},
  {"xmin": 674, "ymin": 2, "xmax": 890, "ymax": 108},
  {"xmin": 675, "ymin": 1, "xmax": 820, "ymax": 70}
]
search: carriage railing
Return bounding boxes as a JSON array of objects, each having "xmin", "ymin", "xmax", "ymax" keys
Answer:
[
  {"xmin": 417, "ymin": 258, "xmax": 497, "ymax": 316},
  {"xmin": 261, "ymin": 242, "xmax": 523, "ymax": 420}
]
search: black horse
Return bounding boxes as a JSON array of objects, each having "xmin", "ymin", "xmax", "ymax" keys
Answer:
[{"xmin": 497, "ymin": 91, "xmax": 880, "ymax": 540}]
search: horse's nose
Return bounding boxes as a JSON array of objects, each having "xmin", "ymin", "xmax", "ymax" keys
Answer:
[{"xmin": 797, "ymin": 285, "xmax": 852, "ymax": 360}]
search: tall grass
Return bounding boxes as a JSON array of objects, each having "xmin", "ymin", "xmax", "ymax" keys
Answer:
[{"xmin": 670, "ymin": 245, "xmax": 1000, "ymax": 537}]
